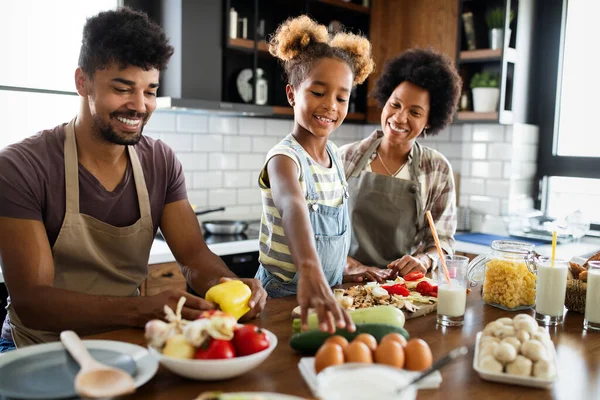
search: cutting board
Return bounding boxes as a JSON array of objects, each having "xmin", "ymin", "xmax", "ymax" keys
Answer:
[{"xmin": 291, "ymin": 303, "xmax": 436, "ymax": 320}]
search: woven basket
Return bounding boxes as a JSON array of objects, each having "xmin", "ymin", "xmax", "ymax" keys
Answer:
[{"xmin": 565, "ymin": 279, "xmax": 587, "ymax": 314}]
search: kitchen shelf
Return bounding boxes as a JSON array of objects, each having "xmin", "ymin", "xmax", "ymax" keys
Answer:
[
  {"xmin": 456, "ymin": 111, "xmax": 499, "ymax": 121},
  {"xmin": 317, "ymin": 0, "xmax": 370, "ymax": 14},
  {"xmin": 459, "ymin": 48, "xmax": 517, "ymax": 63},
  {"xmin": 272, "ymin": 106, "xmax": 365, "ymax": 122},
  {"xmin": 229, "ymin": 38, "xmax": 269, "ymax": 53}
]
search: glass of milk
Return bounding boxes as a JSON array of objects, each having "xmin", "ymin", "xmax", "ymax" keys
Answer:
[
  {"xmin": 317, "ymin": 363, "xmax": 417, "ymax": 400},
  {"xmin": 584, "ymin": 261, "xmax": 600, "ymax": 331},
  {"xmin": 534, "ymin": 258, "xmax": 568, "ymax": 325},
  {"xmin": 437, "ymin": 255, "xmax": 469, "ymax": 327}
]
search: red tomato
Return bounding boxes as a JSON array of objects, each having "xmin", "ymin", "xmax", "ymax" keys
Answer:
[
  {"xmin": 232, "ymin": 324, "xmax": 270, "ymax": 356},
  {"xmin": 382, "ymin": 284, "xmax": 410, "ymax": 297},
  {"xmin": 404, "ymin": 271, "xmax": 425, "ymax": 281},
  {"xmin": 194, "ymin": 339, "xmax": 235, "ymax": 359}
]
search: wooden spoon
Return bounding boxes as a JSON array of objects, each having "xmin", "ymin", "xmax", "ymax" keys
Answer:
[{"xmin": 60, "ymin": 330, "xmax": 136, "ymax": 398}]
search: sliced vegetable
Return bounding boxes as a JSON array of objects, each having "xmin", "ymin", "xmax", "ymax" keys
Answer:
[
  {"xmin": 381, "ymin": 283, "xmax": 410, "ymax": 297},
  {"xmin": 292, "ymin": 305, "xmax": 405, "ymax": 333},
  {"xmin": 289, "ymin": 323, "xmax": 410, "ymax": 354},
  {"xmin": 404, "ymin": 271, "xmax": 425, "ymax": 281}
]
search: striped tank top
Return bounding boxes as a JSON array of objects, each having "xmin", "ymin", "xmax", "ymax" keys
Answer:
[{"xmin": 258, "ymin": 134, "xmax": 347, "ymax": 282}]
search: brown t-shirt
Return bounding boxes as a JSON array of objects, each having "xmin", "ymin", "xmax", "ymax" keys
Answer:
[{"xmin": 0, "ymin": 123, "xmax": 187, "ymax": 341}]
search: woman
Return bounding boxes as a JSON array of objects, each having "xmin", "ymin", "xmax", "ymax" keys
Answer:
[{"xmin": 339, "ymin": 48, "xmax": 461, "ymax": 281}]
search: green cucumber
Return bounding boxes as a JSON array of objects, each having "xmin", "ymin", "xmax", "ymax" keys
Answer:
[
  {"xmin": 292, "ymin": 305, "xmax": 406, "ymax": 333},
  {"xmin": 289, "ymin": 323, "xmax": 410, "ymax": 354}
]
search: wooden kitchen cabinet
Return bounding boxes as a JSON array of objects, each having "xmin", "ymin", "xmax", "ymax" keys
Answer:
[
  {"xmin": 141, "ymin": 262, "xmax": 187, "ymax": 296},
  {"xmin": 367, "ymin": 0, "xmax": 460, "ymax": 123}
]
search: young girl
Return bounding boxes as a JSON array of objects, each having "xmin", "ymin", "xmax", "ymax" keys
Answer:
[{"xmin": 255, "ymin": 16, "xmax": 374, "ymax": 331}]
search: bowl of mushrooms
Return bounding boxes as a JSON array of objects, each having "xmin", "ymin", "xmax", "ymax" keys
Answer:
[{"xmin": 473, "ymin": 314, "xmax": 558, "ymax": 388}]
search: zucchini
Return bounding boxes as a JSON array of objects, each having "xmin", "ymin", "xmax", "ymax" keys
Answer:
[
  {"xmin": 292, "ymin": 305, "xmax": 405, "ymax": 333},
  {"xmin": 289, "ymin": 323, "xmax": 410, "ymax": 354}
]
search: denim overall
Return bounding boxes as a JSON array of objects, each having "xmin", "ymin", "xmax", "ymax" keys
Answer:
[{"xmin": 255, "ymin": 140, "xmax": 351, "ymax": 298}]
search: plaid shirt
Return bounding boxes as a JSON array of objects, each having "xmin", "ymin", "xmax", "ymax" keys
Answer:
[{"xmin": 339, "ymin": 130, "xmax": 457, "ymax": 256}]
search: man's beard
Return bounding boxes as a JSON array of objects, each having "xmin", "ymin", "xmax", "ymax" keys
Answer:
[{"xmin": 92, "ymin": 113, "xmax": 146, "ymax": 145}]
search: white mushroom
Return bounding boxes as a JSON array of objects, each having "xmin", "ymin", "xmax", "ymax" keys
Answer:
[
  {"xmin": 480, "ymin": 341, "xmax": 500, "ymax": 358},
  {"xmin": 496, "ymin": 317, "xmax": 514, "ymax": 326},
  {"xmin": 515, "ymin": 330, "xmax": 531, "ymax": 343},
  {"xmin": 533, "ymin": 359, "xmax": 557, "ymax": 379},
  {"xmin": 493, "ymin": 342, "xmax": 518, "ymax": 364},
  {"xmin": 521, "ymin": 340, "xmax": 550, "ymax": 362},
  {"xmin": 483, "ymin": 321, "xmax": 504, "ymax": 337},
  {"xmin": 144, "ymin": 319, "xmax": 174, "ymax": 348},
  {"xmin": 480, "ymin": 336, "xmax": 500, "ymax": 346},
  {"xmin": 506, "ymin": 355, "xmax": 533, "ymax": 376},
  {"xmin": 513, "ymin": 315, "xmax": 538, "ymax": 334},
  {"xmin": 479, "ymin": 355, "xmax": 503, "ymax": 373},
  {"xmin": 501, "ymin": 337, "xmax": 521, "ymax": 353},
  {"xmin": 495, "ymin": 325, "xmax": 516, "ymax": 339}
]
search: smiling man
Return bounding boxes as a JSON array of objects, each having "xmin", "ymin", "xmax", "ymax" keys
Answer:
[{"xmin": 0, "ymin": 7, "xmax": 266, "ymax": 351}]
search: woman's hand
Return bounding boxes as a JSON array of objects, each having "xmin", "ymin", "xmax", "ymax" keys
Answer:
[
  {"xmin": 344, "ymin": 256, "xmax": 390, "ymax": 283},
  {"xmin": 386, "ymin": 254, "xmax": 428, "ymax": 279},
  {"xmin": 297, "ymin": 268, "xmax": 354, "ymax": 334}
]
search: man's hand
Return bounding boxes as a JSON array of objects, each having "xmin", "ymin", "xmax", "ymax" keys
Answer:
[
  {"xmin": 218, "ymin": 277, "xmax": 268, "ymax": 321},
  {"xmin": 297, "ymin": 269, "xmax": 354, "ymax": 334},
  {"xmin": 142, "ymin": 290, "xmax": 216, "ymax": 322},
  {"xmin": 344, "ymin": 256, "xmax": 391, "ymax": 283},
  {"xmin": 386, "ymin": 255, "xmax": 428, "ymax": 279}
]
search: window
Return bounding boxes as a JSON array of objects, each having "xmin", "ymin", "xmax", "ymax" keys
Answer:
[
  {"xmin": 0, "ymin": 0, "xmax": 119, "ymax": 148},
  {"xmin": 536, "ymin": 0, "xmax": 600, "ymax": 231}
]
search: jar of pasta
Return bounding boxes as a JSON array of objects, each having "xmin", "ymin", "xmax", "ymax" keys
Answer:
[{"xmin": 467, "ymin": 240, "xmax": 537, "ymax": 311}]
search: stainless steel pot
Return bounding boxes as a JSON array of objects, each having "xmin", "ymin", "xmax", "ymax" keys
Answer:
[{"xmin": 202, "ymin": 220, "xmax": 248, "ymax": 235}]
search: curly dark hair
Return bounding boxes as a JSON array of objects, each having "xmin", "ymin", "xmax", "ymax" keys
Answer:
[
  {"xmin": 78, "ymin": 7, "xmax": 174, "ymax": 77},
  {"xmin": 372, "ymin": 48, "xmax": 461, "ymax": 135},
  {"xmin": 269, "ymin": 15, "xmax": 374, "ymax": 87}
]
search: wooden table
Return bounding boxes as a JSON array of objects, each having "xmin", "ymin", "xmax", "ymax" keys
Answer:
[{"xmin": 89, "ymin": 287, "xmax": 600, "ymax": 400}]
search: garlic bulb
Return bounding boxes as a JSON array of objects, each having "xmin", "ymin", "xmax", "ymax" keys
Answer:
[
  {"xmin": 144, "ymin": 319, "xmax": 173, "ymax": 348},
  {"xmin": 206, "ymin": 315, "xmax": 238, "ymax": 340},
  {"xmin": 183, "ymin": 319, "xmax": 211, "ymax": 347}
]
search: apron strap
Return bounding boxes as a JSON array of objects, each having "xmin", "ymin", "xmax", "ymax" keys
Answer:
[
  {"xmin": 64, "ymin": 119, "xmax": 80, "ymax": 214},
  {"xmin": 350, "ymin": 137, "xmax": 383, "ymax": 178},
  {"xmin": 409, "ymin": 142, "xmax": 425, "ymax": 233},
  {"xmin": 127, "ymin": 146, "xmax": 152, "ymax": 220}
]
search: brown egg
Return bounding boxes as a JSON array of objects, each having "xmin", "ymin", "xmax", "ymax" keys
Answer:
[
  {"xmin": 325, "ymin": 335, "xmax": 349, "ymax": 350},
  {"xmin": 404, "ymin": 339, "xmax": 433, "ymax": 371},
  {"xmin": 344, "ymin": 341, "xmax": 373, "ymax": 364},
  {"xmin": 380, "ymin": 333, "xmax": 408, "ymax": 348},
  {"xmin": 374, "ymin": 340, "xmax": 405, "ymax": 368},
  {"xmin": 353, "ymin": 333, "xmax": 377, "ymax": 352},
  {"xmin": 315, "ymin": 343, "xmax": 345, "ymax": 374}
]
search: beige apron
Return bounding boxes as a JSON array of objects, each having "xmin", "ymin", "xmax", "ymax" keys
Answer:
[
  {"xmin": 7, "ymin": 118, "xmax": 154, "ymax": 347},
  {"xmin": 347, "ymin": 138, "xmax": 424, "ymax": 268}
]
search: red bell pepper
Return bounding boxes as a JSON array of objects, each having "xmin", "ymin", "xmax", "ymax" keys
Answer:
[{"xmin": 381, "ymin": 283, "xmax": 411, "ymax": 297}]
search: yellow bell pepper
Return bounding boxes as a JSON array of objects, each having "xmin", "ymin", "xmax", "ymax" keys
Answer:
[{"xmin": 205, "ymin": 280, "xmax": 251, "ymax": 321}]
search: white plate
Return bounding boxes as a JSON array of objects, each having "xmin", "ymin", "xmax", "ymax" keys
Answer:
[
  {"xmin": 216, "ymin": 392, "xmax": 305, "ymax": 400},
  {"xmin": 297, "ymin": 357, "xmax": 442, "ymax": 397},
  {"xmin": 0, "ymin": 339, "xmax": 158, "ymax": 398},
  {"xmin": 473, "ymin": 332, "xmax": 558, "ymax": 388}
]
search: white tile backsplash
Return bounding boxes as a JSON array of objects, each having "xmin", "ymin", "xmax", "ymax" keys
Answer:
[
  {"xmin": 176, "ymin": 114, "xmax": 208, "ymax": 133},
  {"xmin": 150, "ymin": 111, "xmax": 540, "ymax": 218},
  {"xmin": 223, "ymin": 171, "xmax": 252, "ymax": 188},
  {"xmin": 160, "ymin": 133, "xmax": 193, "ymax": 152},
  {"xmin": 194, "ymin": 134, "xmax": 223, "ymax": 152},
  {"xmin": 223, "ymin": 136, "xmax": 252, "ymax": 153},
  {"xmin": 209, "ymin": 116, "xmax": 238, "ymax": 134},
  {"xmin": 209, "ymin": 153, "xmax": 238, "ymax": 170},
  {"xmin": 193, "ymin": 171, "xmax": 223, "ymax": 189}
]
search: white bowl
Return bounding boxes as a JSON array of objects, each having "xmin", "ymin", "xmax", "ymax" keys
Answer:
[
  {"xmin": 316, "ymin": 363, "xmax": 418, "ymax": 400},
  {"xmin": 148, "ymin": 329, "xmax": 277, "ymax": 380}
]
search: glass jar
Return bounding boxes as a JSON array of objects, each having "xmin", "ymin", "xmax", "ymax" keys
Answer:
[{"xmin": 467, "ymin": 240, "xmax": 537, "ymax": 311}]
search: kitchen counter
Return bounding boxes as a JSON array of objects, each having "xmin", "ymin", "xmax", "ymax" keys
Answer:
[
  {"xmin": 149, "ymin": 237, "xmax": 259, "ymax": 264},
  {"xmin": 87, "ymin": 284, "xmax": 600, "ymax": 399}
]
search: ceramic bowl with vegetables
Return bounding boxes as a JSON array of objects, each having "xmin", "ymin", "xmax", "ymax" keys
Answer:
[{"xmin": 145, "ymin": 295, "xmax": 277, "ymax": 380}]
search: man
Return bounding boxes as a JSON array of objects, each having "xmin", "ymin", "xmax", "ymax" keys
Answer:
[{"xmin": 0, "ymin": 7, "xmax": 266, "ymax": 351}]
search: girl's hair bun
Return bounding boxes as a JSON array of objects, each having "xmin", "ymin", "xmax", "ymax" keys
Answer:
[
  {"xmin": 330, "ymin": 32, "xmax": 375, "ymax": 85},
  {"xmin": 268, "ymin": 15, "xmax": 329, "ymax": 61}
]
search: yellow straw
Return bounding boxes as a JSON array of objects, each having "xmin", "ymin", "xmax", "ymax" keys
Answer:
[
  {"xmin": 551, "ymin": 231, "xmax": 557, "ymax": 267},
  {"xmin": 425, "ymin": 210, "xmax": 452, "ymax": 285}
]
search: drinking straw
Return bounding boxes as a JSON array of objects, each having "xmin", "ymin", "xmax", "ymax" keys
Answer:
[
  {"xmin": 425, "ymin": 210, "xmax": 452, "ymax": 285},
  {"xmin": 551, "ymin": 231, "xmax": 557, "ymax": 267}
]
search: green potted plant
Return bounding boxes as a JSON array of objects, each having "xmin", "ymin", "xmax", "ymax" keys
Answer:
[
  {"xmin": 470, "ymin": 72, "xmax": 500, "ymax": 112},
  {"xmin": 486, "ymin": 7, "xmax": 515, "ymax": 50}
]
